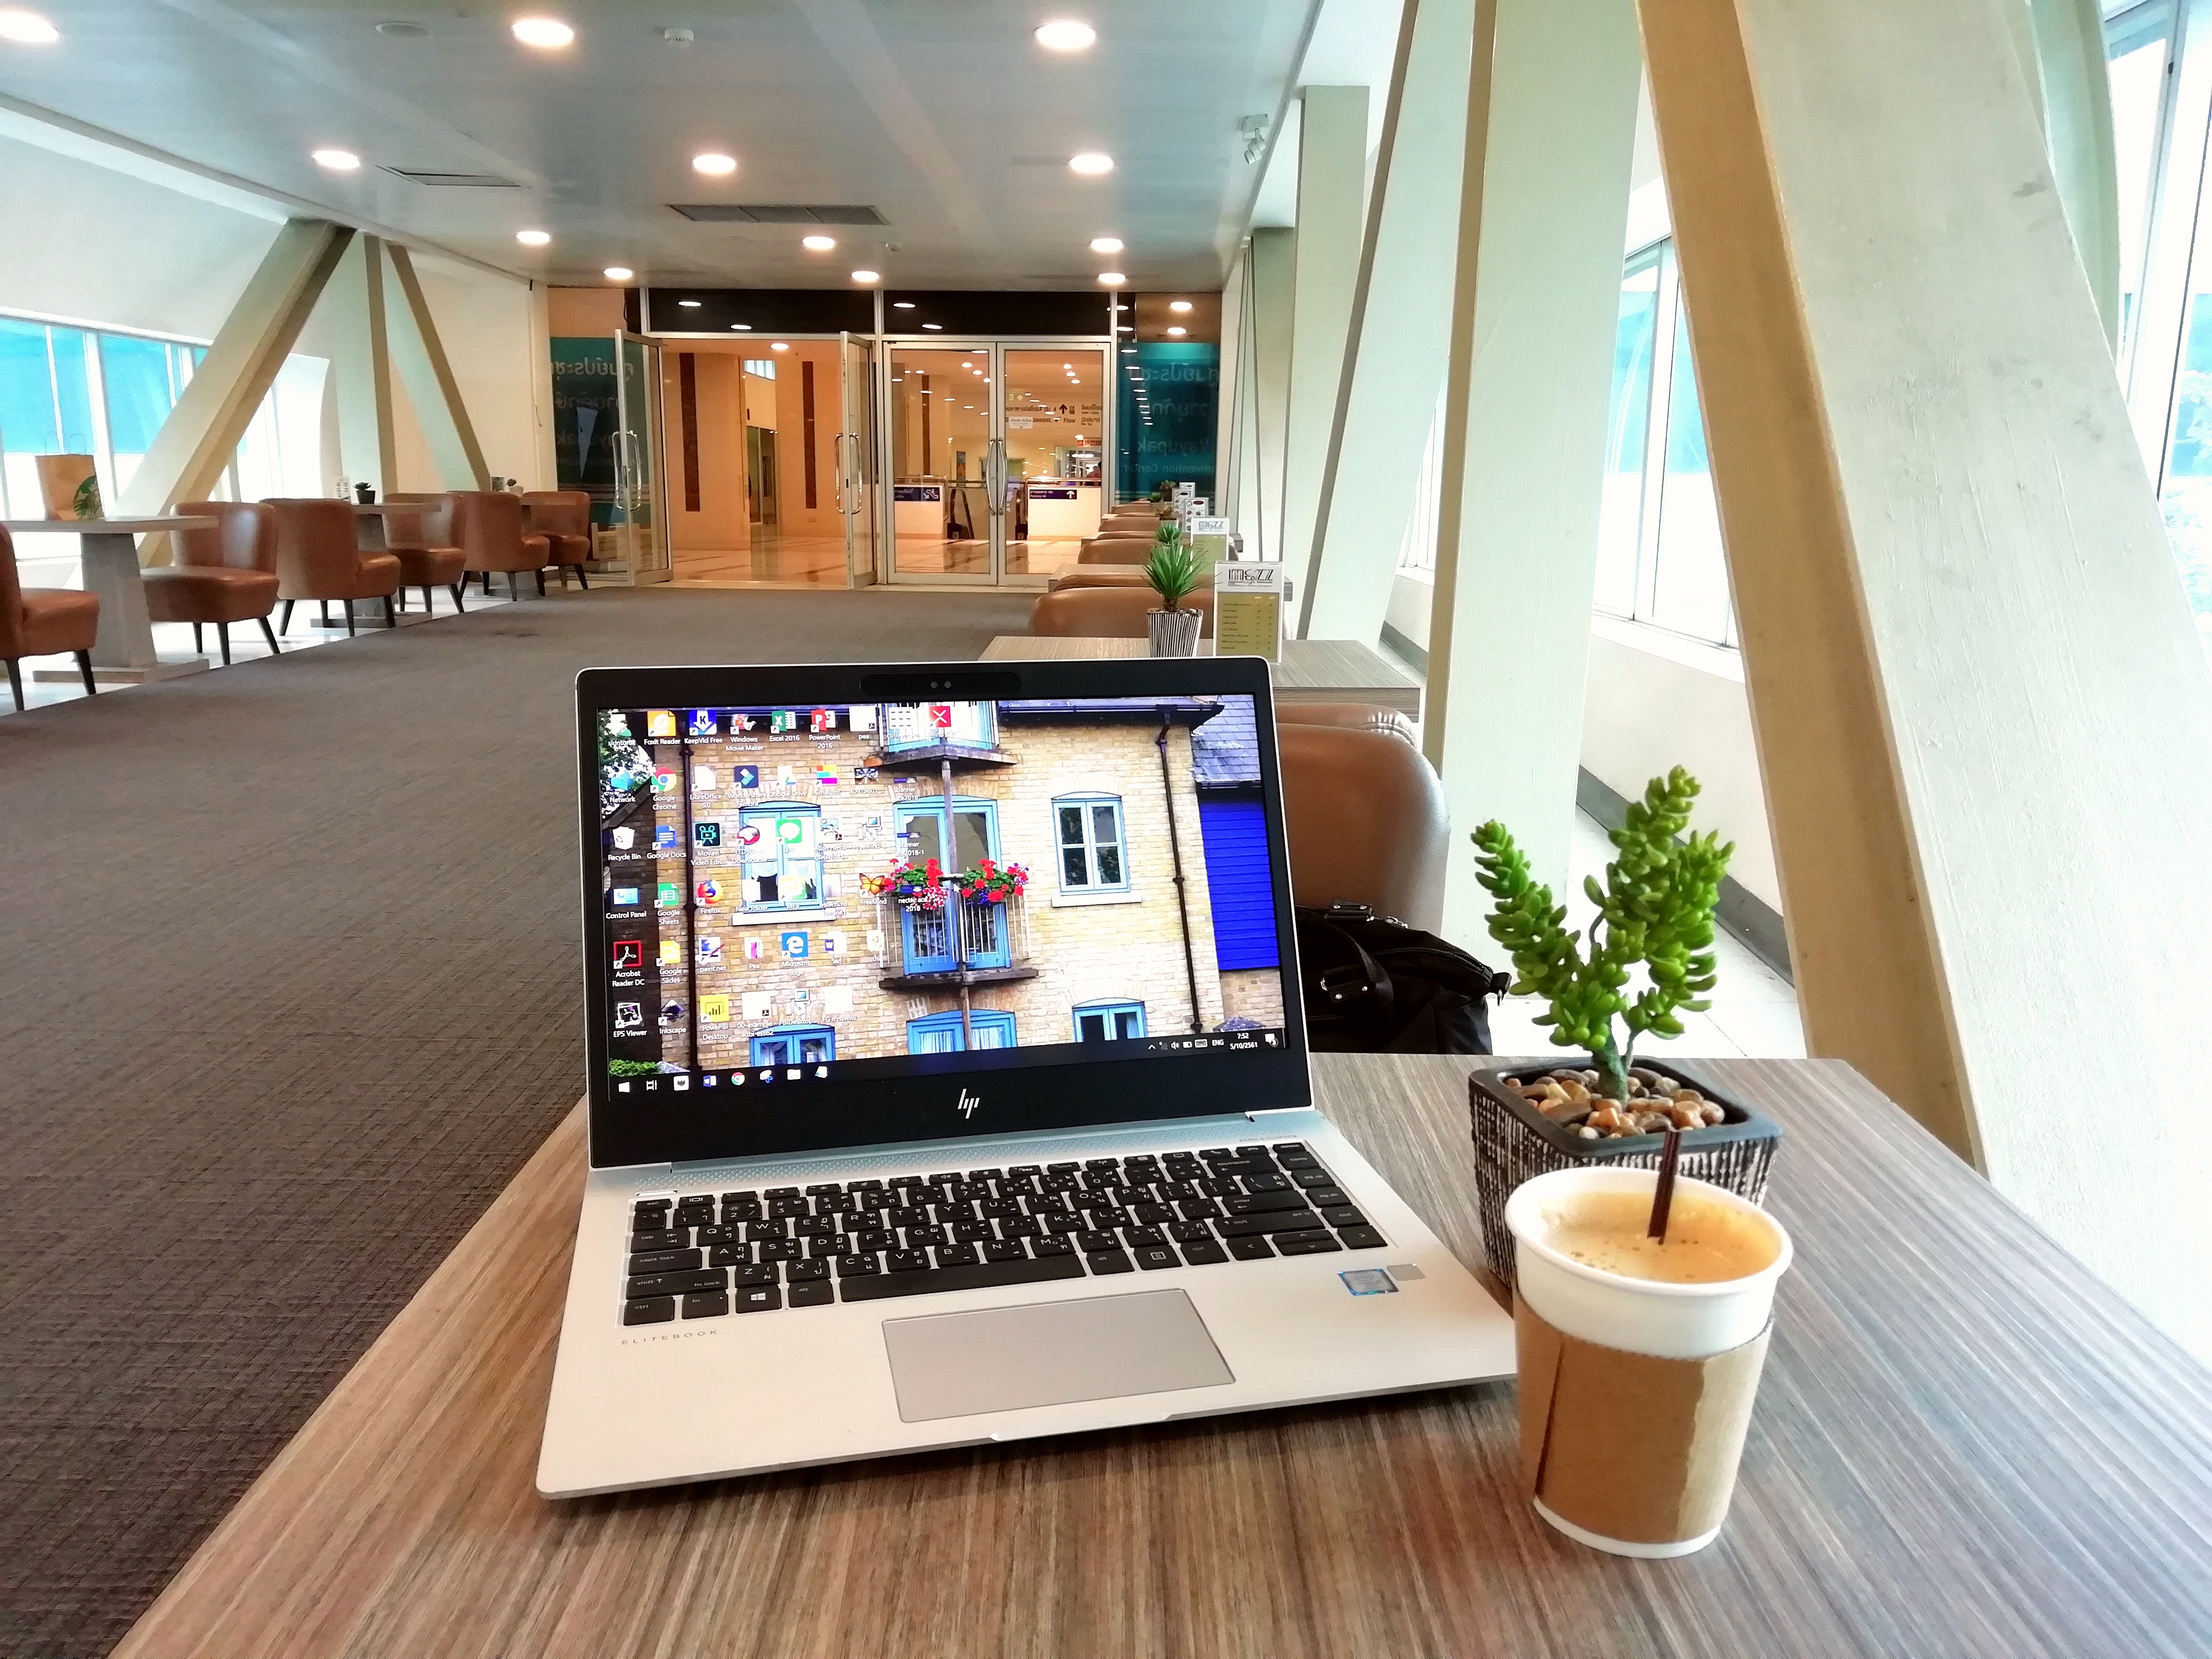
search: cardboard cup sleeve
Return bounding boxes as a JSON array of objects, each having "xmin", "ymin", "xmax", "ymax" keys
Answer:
[{"xmin": 1515, "ymin": 1298, "xmax": 1770, "ymax": 1547}]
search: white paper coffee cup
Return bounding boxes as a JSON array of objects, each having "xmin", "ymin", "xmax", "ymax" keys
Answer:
[{"xmin": 1505, "ymin": 1166, "xmax": 1792, "ymax": 1557}]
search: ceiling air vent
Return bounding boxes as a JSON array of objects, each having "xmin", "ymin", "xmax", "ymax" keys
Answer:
[
  {"xmin": 668, "ymin": 204, "xmax": 888, "ymax": 225},
  {"xmin": 383, "ymin": 167, "xmax": 521, "ymax": 187}
]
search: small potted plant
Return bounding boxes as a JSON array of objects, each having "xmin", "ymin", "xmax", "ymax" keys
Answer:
[
  {"xmin": 1464, "ymin": 767, "xmax": 1781, "ymax": 1288},
  {"xmin": 860, "ymin": 856, "xmax": 948, "ymax": 911},
  {"xmin": 959, "ymin": 858, "xmax": 1030, "ymax": 904},
  {"xmin": 1144, "ymin": 525, "xmax": 1205, "ymax": 657}
]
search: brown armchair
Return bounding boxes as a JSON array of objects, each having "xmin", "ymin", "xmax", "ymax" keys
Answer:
[
  {"xmin": 1049, "ymin": 567, "xmax": 1153, "ymax": 591},
  {"xmin": 452, "ymin": 491, "xmax": 550, "ymax": 599},
  {"xmin": 1075, "ymin": 535, "xmax": 1158, "ymax": 566},
  {"xmin": 265, "ymin": 499, "xmax": 403, "ymax": 636},
  {"xmin": 1277, "ymin": 703, "xmax": 1447, "ymax": 931},
  {"xmin": 144, "ymin": 501, "xmax": 281, "ymax": 664},
  {"xmin": 0, "ymin": 525, "xmax": 98, "ymax": 709},
  {"xmin": 381, "ymin": 493, "xmax": 470, "ymax": 615},
  {"xmin": 1027, "ymin": 585, "xmax": 1213, "ymax": 639},
  {"xmin": 521, "ymin": 490, "xmax": 594, "ymax": 589}
]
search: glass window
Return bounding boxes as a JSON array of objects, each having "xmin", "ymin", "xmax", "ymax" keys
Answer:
[
  {"xmin": 1074, "ymin": 1001, "xmax": 1145, "ymax": 1041},
  {"xmin": 1054, "ymin": 794, "xmax": 1127, "ymax": 890},
  {"xmin": 1594, "ymin": 258, "xmax": 1661, "ymax": 616},
  {"xmin": 1646, "ymin": 302, "xmax": 1733, "ymax": 643},
  {"xmin": 906, "ymin": 1010, "xmax": 1015, "ymax": 1052},
  {"xmin": 2107, "ymin": 2, "xmax": 2177, "ymax": 375},
  {"xmin": 738, "ymin": 803, "xmax": 823, "ymax": 910},
  {"xmin": 750, "ymin": 1024, "xmax": 835, "ymax": 1066}
]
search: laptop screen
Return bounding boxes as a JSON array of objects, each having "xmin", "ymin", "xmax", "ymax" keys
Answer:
[{"xmin": 592, "ymin": 691, "xmax": 1295, "ymax": 1135}]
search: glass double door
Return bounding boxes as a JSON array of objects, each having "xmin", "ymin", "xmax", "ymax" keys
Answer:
[{"xmin": 883, "ymin": 341, "xmax": 1110, "ymax": 584}]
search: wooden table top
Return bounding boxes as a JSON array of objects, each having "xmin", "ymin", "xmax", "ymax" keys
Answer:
[
  {"xmin": 982, "ymin": 635, "xmax": 1422, "ymax": 715},
  {"xmin": 111, "ymin": 1055, "xmax": 2212, "ymax": 1659},
  {"xmin": 1, "ymin": 515, "xmax": 215, "ymax": 533}
]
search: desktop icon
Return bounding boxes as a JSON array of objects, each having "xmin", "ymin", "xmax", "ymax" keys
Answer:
[
  {"xmin": 698, "ymin": 936, "xmax": 723, "ymax": 965},
  {"xmin": 813, "ymin": 1065, "xmax": 830, "ymax": 1078},
  {"xmin": 735, "ymin": 765, "xmax": 760, "ymax": 790},
  {"xmin": 611, "ymin": 826, "xmax": 635, "ymax": 850},
  {"xmin": 658, "ymin": 939, "xmax": 681, "ymax": 966},
  {"xmin": 1263, "ymin": 1032, "xmax": 1280, "ymax": 1046},
  {"xmin": 736, "ymin": 823, "xmax": 764, "ymax": 848},
  {"xmin": 776, "ymin": 816, "xmax": 806, "ymax": 845},
  {"xmin": 644, "ymin": 1078, "xmax": 658, "ymax": 1090},
  {"xmin": 821, "ymin": 932, "xmax": 844, "ymax": 956},
  {"xmin": 702, "ymin": 1073, "xmax": 719, "ymax": 1087},
  {"xmin": 606, "ymin": 770, "xmax": 634, "ymax": 793},
  {"xmin": 733, "ymin": 714, "xmax": 757, "ymax": 733},
  {"xmin": 610, "ymin": 886, "xmax": 639, "ymax": 906},
  {"xmin": 743, "ymin": 937, "xmax": 765, "ymax": 961},
  {"xmin": 672, "ymin": 1075, "xmax": 690, "ymax": 1091},
  {"xmin": 769, "ymin": 710, "xmax": 798, "ymax": 734},
  {"xmin": 652, "ymin": 768, "xmax": 678, "ymax": 793},
  {"xmin": 776, "ymin": 764, "xmax": 796, "ymax": 787},
  {"xmin": 696, "ymin": 878, "xmax": 722, "ymax": 905},
  {"xmin": 813, "ymin": 765, "xmax": 839, "ymax": 786},
  {"xmin": 728, "ymin": 1071, "xmax": 744, "ymax": 1086},
  {"xmin": 929, "ymin": 703, "xmax": 952, "ymax": 729},
  {"xmin": 660, "ymin": 1000, "xmax": 683, "ymax": 1025},
  {"xmin": 701, "ymin": 994, "xmax": 730, "ymax": 1023},
  {"xmin": 611, "ymin": 940, "xmax": 642, "ymax": 970},
  {"xmin": 616, "ymin": 1080, "xmax": 631, "ymax": 1093},
  {"xmin": 646, "ymin": 709, "xmax": 678, "ymax": 737},
  {"xmin": 696, "ymin": 822, "xmax": 722, "ymax": 847},
  {"xmin": 810, "ymin": 708, "xmax": 837, "ymax": 733},
  {"xmin": 613, "ymin": 1001, "xmax": 643, "ymax": 1032},
  {"xmin": 656, "ymin": 882, "xmax": 681, "ymax": 908},
  {"xmin": 786, "ymin": 1068, "xmax": 802, "ymax": 1081},
  {"xmin": 692, "ymin": 766, "xmax": 716, "ymax": 791},
  {"xmin": 654, "ymin": 825, "xmax": 680, "ymax": 852},
  {"xmin": 688, "ymin": 708, "xmax": 717, "ymax": 736},
  {"xmin": 780, "ymin": 931, "xmax": 809, "ymax": 959},
  {"xmin": 757, "ymin": 1068, "xmax": 775, "ymax": 1084}
]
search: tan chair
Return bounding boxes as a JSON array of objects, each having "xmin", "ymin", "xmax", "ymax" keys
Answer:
[
  {"xmin": 521, "ymin": 490, "xmax": 594, "ymax": 589},
  {"xmin": 1049, "ymin": 567, "xmax": 1154, "ymax": 591},
  {"xmin": 1076, "ymin": 535, "xmax": 1159, "ymax": 566},
  {"xmin": 1100, "ymin": 513, "xmax": 1162, "ymax": 535},
  {"xmin": 143, "ymin": 501, "xmax": 281, "ymax": 664},
  {"xmin": 265, "ymin": 499, "xmax": 403, "ymax": 636},
  {"xmin": 453, "ymin": 491, "xmax": 550, "ymax": 599},
  {"xmin": 1276, "ymin": 704, "xmax": 1447, "ymax": 930},
  {"xmin": 1027, "ymin": 585, "xmax": 1214, "ymax": 639},
  {"xmin": 0, "ymin": 524, "xmax": 97, "ymax": 710},
  {"xmin": 382, "ymin": 493, "xmax": 470, "ymax": 616}
]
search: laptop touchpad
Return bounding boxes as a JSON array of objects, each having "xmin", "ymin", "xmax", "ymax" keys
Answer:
[{"xmin": 882, "ymin": 1289, "xmax": 1235, "ymax": 1423}]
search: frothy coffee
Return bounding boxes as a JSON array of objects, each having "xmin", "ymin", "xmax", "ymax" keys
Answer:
[{"xmin": 1538, "ymin": 1188, "xmax": 1779, "ymax": 1285}]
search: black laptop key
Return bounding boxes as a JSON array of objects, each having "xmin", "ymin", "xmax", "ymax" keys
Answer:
[
  {"xmin": 1134, "ymin": 1245, "xmax": 1180, "ymax": 1271},
  {"xmin": 694, "ymin": 1224, "xmax": 740, "ymax": 1246},
  {"xmin": 792, "ymin": 1216, "xmax": 836, "ymax": 1238},
  {"xmin": 854, "ymin": 1229, "xmax": 896, "ymax": 1253},
  {"xmin": 1198, "ymin": 1177, "xmax": 1239, "ymax": 1199},
  {"xmin": 1123, "ymin": 1226, "xmax": 1166, "ymax": 1249},
  {"xmin": 1032, "ymin": 1235, "xmax": 1075, "ymax": 1256},
  {"xmin": 835, "ymin": 1253, "xmax": 881, "ymax": 1276},
  {"xmin": 1007, "ymin": 1164, "xmax": 1042, "ymax": 1178},
  {"xmin": 768, "ymin": 1196, "xmax": 811, "ymax": 1219},
  {"xmin": 936, "ymin": 1242, "xmax": 983, "ymax": 1268},
  {"xmin": 1290, "ymin": 1168, "xmax": 1335, "ymax": 1188},
  {"xmin": 744, "ymin": 1220, "xmax": 790, "ymax": 1242},
  {"xmin": 623, "ymin": 1296, "xmax": 676, "ymax": 1325},
  {"xmin": 815, "ymin": 1194, "xmax": 857, "ymax": 1214},
  {"xmin": 1075, "ymin": 1230, "xmax": 1121, "ymax": 1254},
  {"xmin": 705, "ymin": 1245, "xmax": 752, "ymax": 1269},
  {"xmin": 1320, "ymin": 1206, "xmax": 1368, "ymax": 1228},
  {"xmin": 966, "ymin": 1168, "xmax": 1003, "ymax": 1184},
  {"xmin": 926, "ymin": 1171, "xmax": 962, "ymax": 1184},
  {"xmin": 1000, "ymin": 1217, "xmax": 1042, "ymax": 1239},
  {"xmin": 1270, "ymin": 1143, "xmax": 1310, "ymax": 1156},
  {"xmin": 982, "ymin": 1239, "xmax": 1028, "ymax": 1263},
  {"xmin": 1338, "ymin": 1226, "xmax": 1387, "ymax": 1250},
  {"xmin": 765, "ymin": 1186, "xmax": 802, "ymax": 1199},
  {"xmin": 1241, "ymin": 1172, "xmax": 1292, "ymax": 1193},
  {"xmin": 1131, "ymin": 1202, "xmax": 1175, "ymax": 1226},
  {"xmin": 1160, "ymin": 1180, "xmax": 1202, "ymax": 1203},
  {"xmin": 805, "ymin": 1183, "xmax": 844, "ymax": 1197},
  {"xmin": 721, "ymin": 1202, "xmax": 762, "ymax": 1224},
  {"xmin": 1087, "ymin": 1250, "xmax": 1135, "ymax": 1276},
  {"xmin": 787, "ymin": 1279, "xmax": 835, "ymax": 1308},
  {"xmin": 1175, "ymin": 1198, "xmax": 1224, "ymax": 1221},
  {"xmin": 1222, "ymin": 1189, "xmax": 1306, "ymax": 1217},
  {"xmin": 1274, "ymin": 1231, "xmax": 1344, "ymax": 1256},
  {"xmin": 733, "ymin": 1263, "xmax": 778, "ymax": 1287},
  {"xmin": 904, "ymin": 1225, "xmax": 950, "ymax": 1251},
  {"xmin": 886, "ymin": 1206, "xmax": 931, "ymax": 1231},
  {"xmin": 722, "ymin": 1190, "xmax": 759, "ymax": 1206},
  {"xmin": 1046, "ymin": 1161, "xmax": 1081, "ymax": 1173},
  {"xmin": 1305, "ymin": 1187, "xmax": 1350, "ymax": 1208},
  {"xmin": 734, "ymin": 1285, "xmax": 781, "ymax": 1313},
  {"xmin": 850, "ymin": 1178, "xmax": 886, "ymax": 1193},
  {"xmin": 1276, "ymin": 1153, "xmax": 1319, "ymax": 1171},
  {"xmin": 757, "ymin": 1239, "xmax": 802, "ymax": 1262},
  {"xmin": 980, "ymin": 1197, "xmax": 1024, "ymax": 1219},
  {"xmin": 1235, "ymin": 1145, "xmax": 1271, "ymax": 1159},
  {"xmin": 625, "ymin": 1268, "xmax": 725, "ymax": 1298},
  {"xmin": 1226, "ymin": 1236, "xmax": 1275, "ymax": 1261},
  {"xmin": 683, "ymin": 1290, "xmax": 730, "ymax": 1318},
  {"xmin": 629, "ymin": 1248, "xmax": 701, "ymax": 1275},
  {"xmin": 1213, "ymin": 1209, "xmax": 1322, "ymax": 1237},
  {"xmin": 884, "ymin": 1250, "xmax": 929, "ymax": 1272},
  {"xmin": 1167, "ymin": 1221, "xmax": 1213, "ymax": 1245},
  {"xmin": 1179, "ymin": 1239, "xmax": 1230, "ymax": 1266},
  {"xmin": 630, "ymin": 1228, "xmax": 686, "ymax": 1253},
  {"xmin": 806, "ymin": 1237, "xmax": 844, "ymax": 1258},
  {"xmin": 839, "ymin": 1253, "xmax": 1085, "ymax": 1303},
  {"xmin": 951, "ymin": 1220, "xmax": 994, "ymax": 1244},
  {"xmin": 786, "ymin": 1258, "xmax": 831, "ymax": 1281},
  {"xmin": 1085, "ymin": 1158, "xmax": 1120, "ymax": 1171},
  {"xmin": 1199, "ymin": 1147, "xmax": 1233, "ymax": 1160}
]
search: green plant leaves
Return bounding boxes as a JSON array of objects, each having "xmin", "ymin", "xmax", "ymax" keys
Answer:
[{"xmin": 1144, "ymin": 538, "xmax": 1201, "ymax": 609}]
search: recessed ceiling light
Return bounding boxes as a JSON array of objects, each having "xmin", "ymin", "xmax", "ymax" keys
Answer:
[
  {"xmin": 515, "ymin": 228, "xmax": 551, "ymax": 246},
  {"xmin": 510, "ymin": 16, "xmax": 573, "ymax": 47},
  {"xmin": 801, "ymin": 234, "xmax": 836, "ymax": 252},
  {"xmin": 0, "ymin": 9, "xmax": 59, "ymax": 42},
  {"xmin": 376, "ymin": 19, "xmax": 429, "ymax": 37},
  {"xmin": 311, "ymin": 148, "xmax": 362, "ymax": 172},
  {"xmin": 1088, "ymin": 236, "xmax": 1123, "ymax": 254},
  {"xmin": 604, "ymin": 266, "xmax": 634, "ymax": 281},
  {"xmin": 1169, "ymin": 300, "xmax": 1192, "ymax": 313},
  {"xmin": 921, "ymin": 323, "xmax": 942, "ymax": 330},
  {"xmin": 851, "ymin": 269, "xmax": 881, "ymax": 284},
  {"xmin": 1097, "ymin": 272, "xmax": 1125, "ymax": 286},
  {"xmin": 771, "ymin": 341, "xmax": 790, "ymax": 351},
  {"xmin": 1167, "ymin": 326, "xmax": 1186, "ymax": 336},
  {"xmin": 1068, "ymin": 153, "xmax": 1114, "ymax": 176},
  {"xmin": 692, "ymin": 152, "xmax": 737, "ymax": 175},
  {"xmin": 892, "ymin": 301, "xmax": 916, "ymax": 309},
  {"xmin": 1034, "ymin": 19, "xmax": 1095, "ymax": 50},
  {"xmin": 1121, "ymin": 347, "xmax": 1136, "ymax": 354},
  {"xmin": 731, "ymin": 323, "xmax": 752, "ymax": 330},
  {"xmin": 677, "ymin": 298, "xmax": 701, "ymax": 307}
]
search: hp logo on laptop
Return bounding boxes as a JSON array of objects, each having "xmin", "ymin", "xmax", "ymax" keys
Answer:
[{"xmin": 957, "ymin": 1088, "xmax": 981, "ymax": 1119}]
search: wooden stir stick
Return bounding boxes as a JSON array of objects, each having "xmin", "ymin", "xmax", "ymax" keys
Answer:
[{"xmin": 1648, "ymin": 1125, "xmax": 1683, "ymax": 1241}]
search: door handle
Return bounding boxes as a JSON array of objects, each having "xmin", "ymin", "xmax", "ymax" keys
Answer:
[{"xmin": 986, "ymin": 438, "xmax": 1007, "ymax": 515}]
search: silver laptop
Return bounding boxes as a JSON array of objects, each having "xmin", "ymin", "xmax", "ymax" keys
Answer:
[{"xmin": 538, "ymin": 656, "xmax": 1514, "ymax": 1497}]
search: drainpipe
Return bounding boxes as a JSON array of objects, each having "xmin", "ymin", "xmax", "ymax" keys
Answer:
[
  {"xmin": 680, "ymin": 732, "xmax": 698, "ymax": 1070},
  {"xmin": 943, "ymin": 756, "xmax": 974, "ymax": 1048},
  {"xmin": 1156, "ymin": 717, "xmax": 1205, "ymax": 1033}
]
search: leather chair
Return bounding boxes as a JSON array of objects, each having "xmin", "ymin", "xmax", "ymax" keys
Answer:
[
  {"xmin": 265, "ymin": 499, "xmax": 403, "ymax": 636},
  {"xmin": 521, "ymin": 490, "xmax": 594, "ymax": 589},
  {"xmin": 1276, "ymin": 703, "xmax": 1447, "ymax": 930},
  {"xmin": 1049, "ymin": 567, "xmax": 1154, "ymax": 591},
  {"xmin": 1100, "ymin": 513, "xmax": 1162, "ymax": 535},
  {"xmin": 1027, "ymin": 585, "xmax": 1214, "ymax": 639},
  {"xmin": 0, "ymin": 524, "xmax": 98, "ymax": 710},
  {"xmin": 143, "ymin": 501, "xmax": 281, "ymax": 664},
  {"xmin": 1075, "ymin": 535, "xmax": 1159, "ymax": 566},
  {"xmin": 452, "ymin": 491, "xmax": 550, "ymax": 599},
  {"xmin": 381, "ymin": 493, "xmax": 470, "ymax": 616}
]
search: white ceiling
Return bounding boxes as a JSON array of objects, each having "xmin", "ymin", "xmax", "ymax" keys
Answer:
[{"xmin": 0, "ymin": 0, "xmax": 1324, "ymax": 290}]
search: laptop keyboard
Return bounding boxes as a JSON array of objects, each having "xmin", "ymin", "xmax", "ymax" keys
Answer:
[{"xmin": 620, "ymin": 1142, "xmax": 1388, "ymax": 1325}]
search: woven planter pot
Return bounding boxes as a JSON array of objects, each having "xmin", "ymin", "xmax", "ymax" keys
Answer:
[
  {"xmin": 1147, "ymin": 607, "xmax": 1203, "ymax": 657},
  {"xmin": 1468, "ymin": 1059, "xmax": 1782, "ymax": 1294}
]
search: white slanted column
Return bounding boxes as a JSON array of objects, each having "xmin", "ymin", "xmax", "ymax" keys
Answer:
[
  {"xmin": 1299, "ymin": 0, "xmax": 1474, "ymax": 644},
  {"xmin": 1424, "ymin": 0, "xmax": 1644, "ymax": 915},
  {"xmin": 1644, "ymin": 0, "xmax": 2212, "ymax": 1358},
  {"xmin": 1277, "ymin": 86, "xmax": 1368, "ymax": 597},
  {"xmin": 328, "ymin": 233, "xmax": 397, "ymax": 496},
  {"xmin": 115, "ymin": 219, "xmax": 354, "ymax": 527},
  {"xmin": 1214, "ymin": 244, "xmax": 1251, "ymax": 527},
  {"xmin": 383, "ymin": 244, "xmax": 493, "ymax": 490},
  {"xmin": 1243, "ymin": 227, "xmax": 1296, "ymax": 563}
]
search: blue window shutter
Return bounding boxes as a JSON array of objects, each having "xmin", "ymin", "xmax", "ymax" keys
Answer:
[{"xmin": 1197, "ymin": 798, "xmax": 1279, "ymax": 971}]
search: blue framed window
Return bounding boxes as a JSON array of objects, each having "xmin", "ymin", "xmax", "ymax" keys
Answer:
[
  {"xmin": 1074, "ymin": 1001, "xmax": 1145, "ymax": 1042},
  {"xmin": 883, "ymin": 700, "xmax": 996, "ymax": 750},
  {"xmin": 751, "ymin": 1024, "xmax": 835, "ymax": 1066},
  {"xmin": 893, "ymin": 798, "xmax": 1009, "ymax": 971},
  {"xmin": 907, "ymin": 1010, "xmax": 1016, "ymax": 1053},
  {"xmin": 738, "ymin": 802, "xmax": 822, "ymax": 911},
  {"xmin": 1054, "ymin": 794, "xmax": 1128, "ymax": 890}
]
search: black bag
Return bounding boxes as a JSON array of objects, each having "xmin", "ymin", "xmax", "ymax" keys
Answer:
[{"xmin": 1295, "ymin": 902, "xmax": 1513, "ymax": 1055}]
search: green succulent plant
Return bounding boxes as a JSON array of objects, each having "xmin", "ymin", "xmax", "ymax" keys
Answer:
[
  {"xmin": 1471, "ymin": 767, "xmax": 1733, "ymax": 1100},
  {"xmin": 1144, "ymin": 536, "xmax": 1201, "ymax": 610}
]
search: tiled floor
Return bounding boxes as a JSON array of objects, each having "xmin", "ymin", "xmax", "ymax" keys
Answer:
[
  {"xmin": 670, "ymin": 524, "xmax": 1090, "ymax": 589},
  {"xmin": 1487, "ymin": 810, "xmax": 1805, "ymax": 1061},
  {"xmin": 2, "ymin": 582, "xmax": 532, "ymax": 715}
]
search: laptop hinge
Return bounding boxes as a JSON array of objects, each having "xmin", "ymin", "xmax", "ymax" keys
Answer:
[{"xmin": 1245, "ymin": 1107, "xmax": 1319, "ymax": 1122}]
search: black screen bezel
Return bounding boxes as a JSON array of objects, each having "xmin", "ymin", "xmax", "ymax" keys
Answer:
[{"xmin": 576, "ymin": 657, "xmax": 1311, "ymax": 1170}]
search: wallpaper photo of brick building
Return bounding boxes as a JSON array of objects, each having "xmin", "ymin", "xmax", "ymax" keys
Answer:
[{"xmin": 600, "ymin": 695, "xmax": 1287, "ymax": 1077}]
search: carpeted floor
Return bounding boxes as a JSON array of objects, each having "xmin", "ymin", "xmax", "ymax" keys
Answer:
[{"xmin": 0, "ymin": 585, "xmax": 1035, "ymax": 1659}]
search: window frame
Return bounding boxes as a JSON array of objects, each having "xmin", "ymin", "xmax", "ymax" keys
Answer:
[
  {"xmin": 906, "ymin": 1009, "xmax": 1017, "ymax": 1052},
  {"xmin": 1073, "ymin": 1000, "xmax": 1145, "ymax": 1042},
  {"xmin": 1052, "ymin": 792, "xmax": 1129, "ymax": 892},
  {"xmin": 749, "ymin": 1023, "xmax": 836, "ymax": 1066},
  {"xmin": 735, "ymin": 800, "xmax": 824, "ymax": 913}
]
